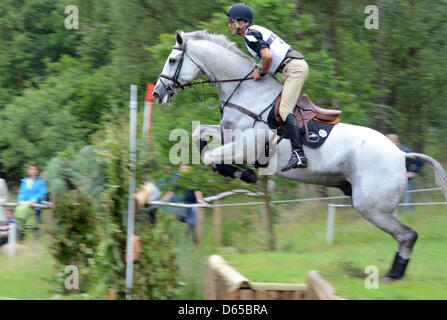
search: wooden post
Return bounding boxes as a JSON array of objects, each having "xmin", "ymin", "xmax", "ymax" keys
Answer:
[
  {"xmin": 194, "ymin": 207, "xmax": 204, "ymax": 245},
  {"xmin": 213, "ymin": 201, "xmax": 223, "ymax": 245},
  {"xmin": 261, "ymin": 176, "xmax": 275, "ymax": 251},
  {"xmin": 305, "ymin": 271, "xmax": 345, "ymax": 300}
]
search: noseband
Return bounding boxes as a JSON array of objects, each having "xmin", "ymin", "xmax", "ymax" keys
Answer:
[{"xmin": 158, "ymin": 44, "xmax": 189, "ymax": 96}]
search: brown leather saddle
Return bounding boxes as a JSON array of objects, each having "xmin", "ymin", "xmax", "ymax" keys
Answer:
[{"xmin": 274, "ymin": 93, "xmax": 342, "ymax": 141}]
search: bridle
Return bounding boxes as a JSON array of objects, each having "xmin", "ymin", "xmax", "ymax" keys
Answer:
[
  {"xmin": 157, "ymin": 41, "xmax": 270, "ymax": 126},
  {"xmin": 158, "ymin": 45, "xmax": 189, "ymax": 96}
]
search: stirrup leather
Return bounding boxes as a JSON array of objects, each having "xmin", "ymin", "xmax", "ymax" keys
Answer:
[{"xmin": 293, "ymin": 150, "xmax": 303, "ymax": 165}]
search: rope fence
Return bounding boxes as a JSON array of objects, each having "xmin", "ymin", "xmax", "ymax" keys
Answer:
[
  {"xmin": 148, "ymin": 187, "xmax": 444, "ymax": 209},
  {"xmin": 147, "ymin": 186, "xmax": 446, "ymax": 247},
  {"xmin": 2, "ymin": 202, "xmax": 53, "ymax": 209},
  {"xmin": 2, "ymin": 187, "xmax": 444, "ymax": 255},
  {"xmin": 326, "ymin": 187, "xmax": 446, "ymax": 245},
  {"xmin": 148, "ymin": 195, "xmax": 351, "ymax": 208}
]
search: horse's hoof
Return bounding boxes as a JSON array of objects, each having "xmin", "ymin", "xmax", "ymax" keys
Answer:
[{"xmin": 240, "ymin": 169, "xmax": 258, "ymax": 184}]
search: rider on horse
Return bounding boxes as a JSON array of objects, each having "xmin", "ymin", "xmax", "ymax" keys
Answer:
[{"xmin": 225, "ymin": 3, "xmax": 309, "ymax": 171}]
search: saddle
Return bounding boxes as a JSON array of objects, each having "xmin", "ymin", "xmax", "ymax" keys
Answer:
[{"xmin": 274, "ymin": 93, "xmax": 341, "ymax": 142}]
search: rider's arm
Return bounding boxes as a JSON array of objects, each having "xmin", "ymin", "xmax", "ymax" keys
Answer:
[
  {"xmin": 244, "ymin": 30, "xmax": 273, "ymax": 76},
  {"xmin": 259, "ymin": 48, "xmax": 273, "ymax": 75}
]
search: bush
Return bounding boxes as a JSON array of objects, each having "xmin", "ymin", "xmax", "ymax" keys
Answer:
[
  {"xmin": 46, "ymin": 118, "xmax": 180, "ymax": 299},
  {"xmin": 132, "ymin": 212, "xmax": 180, "ymax": 299},
  {"xmin": 49, "ymin": 191, "xmax": 101, "ymax": 292}
]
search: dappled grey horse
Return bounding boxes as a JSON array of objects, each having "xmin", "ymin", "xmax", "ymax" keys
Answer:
[{"xmin": 153, "ymin": 30, "xmax": 447, "ymax": 280}]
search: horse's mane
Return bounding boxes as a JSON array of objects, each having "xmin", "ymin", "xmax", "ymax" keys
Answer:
[{"xmin": 183, "ymin": 30, "xmax": 255, "ymax": 65}]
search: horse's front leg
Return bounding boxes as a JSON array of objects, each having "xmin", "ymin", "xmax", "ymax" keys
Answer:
[
  {"xmin": 191, "ymin": 125, "xmax": 254, "ymax": 183},
  {"xmin": 192, "ymin": 124, "xmax": 221, "ymax": 159},
  {"xmin": 192, "ymin": 124, "xmax": 257, "ymax": 183},
  {"xmin": 202, "ymin": 128, "xmax": 271, "ymax": 183}
]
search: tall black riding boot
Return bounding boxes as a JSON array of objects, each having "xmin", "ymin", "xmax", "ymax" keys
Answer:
[{"xmin": 281, "ymin": 113, "xmax": 308, "ymax": 172}]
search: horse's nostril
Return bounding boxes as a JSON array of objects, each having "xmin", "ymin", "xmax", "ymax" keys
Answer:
[{"xmin": 153, "ymin": 91, "xmax": 159, "ymax": 100}]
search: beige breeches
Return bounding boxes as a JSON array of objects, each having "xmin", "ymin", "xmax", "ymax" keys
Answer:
[{"xmin": 279, "ymin": 59, "xmax": 309, "ymax": 121}]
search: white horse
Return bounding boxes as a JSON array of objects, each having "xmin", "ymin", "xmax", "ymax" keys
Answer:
[{"xmin": 153, "ymin": 31, "xmax": 447, "ymax": 280}]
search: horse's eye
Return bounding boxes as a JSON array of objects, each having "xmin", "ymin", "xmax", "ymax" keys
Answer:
[{"xmin": 169, "ymin": 58, "xmax": 177, "ymax": 64}]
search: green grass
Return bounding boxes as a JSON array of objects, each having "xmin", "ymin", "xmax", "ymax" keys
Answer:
[
  {"xmin": 0, "ymin": 238, "xmax": 57, "ymax": 299},
  {"xmin": 0, "ymin": 229, "xmax": 93, "ymax": 300},
  {"xmin": 221, "ymin": 202, "xmax": 447, "ymax": 300},
  {"xmin": 1, "ymin": 192, "xmax": 446, "ymax": 300}
]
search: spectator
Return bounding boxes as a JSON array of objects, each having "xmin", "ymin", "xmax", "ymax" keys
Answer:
[
  {"xmin": 0, "ymin": 208, "xmax": 17, "ymax": 247},
  {"xmin": 0, "ymin": 178, "xmax": 9, "ymax": 223},
  {"xmin": 161, "ymin": 165, "xmax": 208, "ymax": 243},
  {"xmin": 158, "ymin": 166, "xmax": 183, "ymax": 216},
  {"xmin": 177, "ymin": 165, "xmax": 208, "ymax": 243},
  {"xmin": 134, "ymin": 182, "xmax": 161, "ymax": 225},
  {"xmin": 387, "ymin": 134, "xmax": 424, "ymax": 210},
  {"xmin": 18, "ymin": 163, "xmax": 47, "ymax": 234},
  {"xmin": 147, "ymin": 183, "xmax": 161, "ymax": 224}
]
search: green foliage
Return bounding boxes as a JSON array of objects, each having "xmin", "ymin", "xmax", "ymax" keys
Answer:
[
  {"xmin": 2, "ymin": 0, "xmax": 446, "ymax": 181},
  {"xmin": 0, "ymin": 56, "xmax": 114, "ymax": 182},
  {"xmin": 49, "ymin": 190, "xmax": 101, "ymax": 291},
  {"xmin": 132, "ymin": 213, "xmax": 180, "ymax": 300},
  {"xmin": 0, "ymin": 0, "xmax": 79, "ymax": 106},
  {"xmin": 42, "ymin": 145, "xmax": 106, "ymax": 203},
  {"xmin": 44, "ymin": 117, "xmax": 179, "ymax": 299},
  {"xmin": 88, "ymin": 228, "xmax": 126, "ymax": 296},
  {"xmin": 2, "ymin": 0, "xmax": 447, "ymax": 300}
]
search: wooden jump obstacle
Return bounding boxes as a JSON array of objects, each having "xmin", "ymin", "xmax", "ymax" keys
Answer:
[{"xmin": 205, "ymin": 255, "xmax": 345, "ymax": 300}]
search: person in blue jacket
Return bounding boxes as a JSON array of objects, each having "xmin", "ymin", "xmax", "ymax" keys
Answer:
[{"xmin": 18, "ymin": 163, "xmax": 47, "ymax": 231}]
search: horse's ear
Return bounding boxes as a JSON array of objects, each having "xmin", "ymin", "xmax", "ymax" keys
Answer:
[{"xmin": 176, "ymin": 32, "xmax": 183, "ymax": 46}]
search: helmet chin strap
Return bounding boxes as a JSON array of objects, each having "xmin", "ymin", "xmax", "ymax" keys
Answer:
[{"xmin": 236, "ymin": 21, "xmax": 248, "ymax": 35}]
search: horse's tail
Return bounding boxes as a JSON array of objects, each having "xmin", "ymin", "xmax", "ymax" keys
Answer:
[{"xmin": 406, "ymin": 153, "xmax": 447, "ymax": 200}]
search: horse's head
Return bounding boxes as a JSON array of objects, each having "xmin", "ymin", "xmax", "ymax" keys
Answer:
[{"xmin": 153, "ymin": 32, "xmax": 203, "ymax": 104}]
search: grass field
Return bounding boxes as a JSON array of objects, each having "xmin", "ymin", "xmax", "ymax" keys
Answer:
[
  {"xmin": 0, "ymin": 238, "xmax": 57, "ymax": 299},
  {"xmin": 1, "ymin": 190, "xmax": 446, "ymax": 300},
  {"xmin": 221, "ymin": 200, "xmax": 447, "ymax": 300}
]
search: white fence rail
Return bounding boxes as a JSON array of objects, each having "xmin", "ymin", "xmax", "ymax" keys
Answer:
[
  {"xmin": 2, "ymin": 187, "xmax": 444, "ymax": 257},
  {"xmin": 326, "ymin": 187, "xmax": 446, "ymax": 245},
  {"xmin": 149, "ymin": 186, "xmax": 445, "ymax": 247}
]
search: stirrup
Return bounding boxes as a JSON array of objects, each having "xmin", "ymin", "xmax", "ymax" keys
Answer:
[
  {"xmin": 294, "ymin": 150, "xmax": 308, "ymax": 168},
  {"xmin": 293, "ymin": 150, "xmax": 303, "ymax": 165},
  {"xmin": 281, "ymin": 150, "xmax": 307, "ymax": 172}
]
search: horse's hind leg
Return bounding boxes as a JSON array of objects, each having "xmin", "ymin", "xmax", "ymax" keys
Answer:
[{"xmin": 352, "ymin": 191, "xmax": 418, "ymax": 280}]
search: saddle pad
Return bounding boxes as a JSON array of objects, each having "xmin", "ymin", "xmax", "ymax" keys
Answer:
[
  {"xmin": 303, "ymin": 119, "xmax": 336, "ymax": 148},
  {"xmin": 267, "ymin": 108, "xmax": 336, "ymax": 148}
]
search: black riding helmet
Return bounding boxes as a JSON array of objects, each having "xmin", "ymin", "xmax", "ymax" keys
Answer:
[{"xmin": 224, "ymin": 3, "xmax": 253, "ymax": 23}]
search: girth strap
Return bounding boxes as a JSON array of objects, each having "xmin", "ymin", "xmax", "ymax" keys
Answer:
[{"xmin": 223, "ymin": 101, "xmax": 272, "ymax": 127}]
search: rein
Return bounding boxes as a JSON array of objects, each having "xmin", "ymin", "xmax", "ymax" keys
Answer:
[
  {"xmin": 159, "ymin": 43, "xmax": 253, "ymax": 92},
  {"xmin": 158, "ymin": 42, "xmax": 272, "ymax": 127}
]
